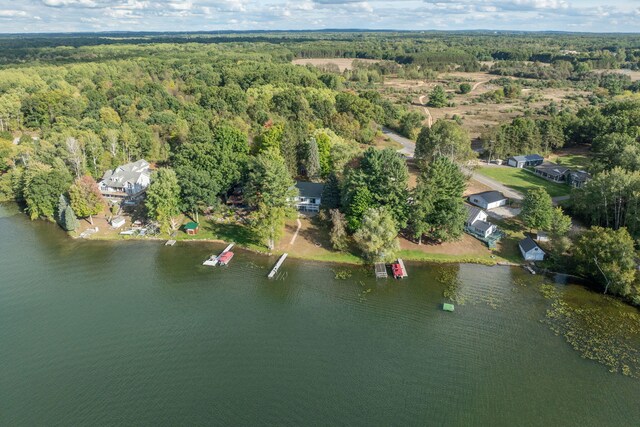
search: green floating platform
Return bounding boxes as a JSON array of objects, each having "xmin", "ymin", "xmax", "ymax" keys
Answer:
[{"xmin": 442, "ymin": 303, "xmax": 455, "ymax": 312}]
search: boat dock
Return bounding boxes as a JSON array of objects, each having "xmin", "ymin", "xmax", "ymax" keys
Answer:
[
  {"xmin": 391, "ymin": 259, "xmax": 408, "ymax": 279},
  {"xmin": 268, "ymin": 253, "xmax": 288, "ymax": 279},
  {"xmin": 374, "ymin": 262, "xmax": 388, "ymax": 278},
  {"xmin": 203, "ymin": 243, "xmax": 235, "ymax": 267},
  {"xmin": 165, "ymin": 240, "xmax": 176, "ymax": 246}
]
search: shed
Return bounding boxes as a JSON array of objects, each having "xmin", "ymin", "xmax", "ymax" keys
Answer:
[
  {"xmin": 111, "ymin": 216, "xmax": 126, "ymax": 229},
  {"xmin": 536, "ymin": 231, "xmax": 549, "ymax": 242},
  {"xmin": 184, "ymin": 222, "xmax": 199, "ymax": 235},
  {"xmin": 468, "ymin": 191, "xmax": 508, "ymax": 210},
  {"xmin": 519, "ymin": 237, "xmax": 546, "ymax": 261}
]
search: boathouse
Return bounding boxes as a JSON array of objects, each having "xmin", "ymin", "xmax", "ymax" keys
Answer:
[
  {"xmin": 519, "ymin": 237, "xmax": 546, "ymax": 261},
  {"xmin": 184, "ymin": 222, "xmax": 199, "ymax": 235}
]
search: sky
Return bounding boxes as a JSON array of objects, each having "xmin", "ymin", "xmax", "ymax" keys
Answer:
[{"xmin": 0, "ymin": 0, "xmax": 639, "ymax": 33}]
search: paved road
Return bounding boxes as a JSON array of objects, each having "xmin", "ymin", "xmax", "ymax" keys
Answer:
[
  {"xmin": 383, "ymin": 127, "xmax": 415, "ymax": 158},
  {"xmin": 384, "ymin": 127, "xmax": 570, "ymax": 205}
]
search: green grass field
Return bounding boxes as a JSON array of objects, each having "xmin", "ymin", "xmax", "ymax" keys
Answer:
[
  {"xmin": 477, "ymin": 166, "xmax": 571, "ymax": 198},
  {"xmin": 553, "ymin": 154, "xmax": 591, "ymax": 170}
]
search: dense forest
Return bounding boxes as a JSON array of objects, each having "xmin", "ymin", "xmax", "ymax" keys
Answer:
[{"xmin": 0, "ymin": 31, "xmax": 639, "ymax": 303}]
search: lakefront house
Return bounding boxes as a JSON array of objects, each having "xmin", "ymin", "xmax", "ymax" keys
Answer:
[
  {"xmin": 292, "ymin": 181, "xmax": 324, "ymax": 213},
  {"xmin": 99, "ymin": 159, "xmax": 152, "ymax": 204}
]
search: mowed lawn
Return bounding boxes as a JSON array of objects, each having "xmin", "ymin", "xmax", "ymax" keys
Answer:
[{"xmin": 477, "ymin": 166, "xmax": 571, "ymax": 198}]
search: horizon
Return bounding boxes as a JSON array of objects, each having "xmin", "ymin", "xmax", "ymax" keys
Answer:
[
  {"xmin": 1, "ymin": 0, "xmax": 639, "ymax": 34},
  {"xmin": 1, "ymin": 28, "xmax": 640, "ymax": 36}
]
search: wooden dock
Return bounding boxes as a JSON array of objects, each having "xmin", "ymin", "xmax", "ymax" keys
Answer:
[
  {"xmin": 203, "ymin": 243, "xmax": 235, "ymax": 267},
  {"xmin": 374, "ymin": 262, "xmax": 388, "ymax": 278},
  {"xmin": 268, "ymin": 253, "xmax": 288, "ymax": 279}
]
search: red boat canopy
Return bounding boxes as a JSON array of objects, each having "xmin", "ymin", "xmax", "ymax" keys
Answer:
[{"xmin": 218, "ymin": 252, "xmax": 234, "ymax": 264}]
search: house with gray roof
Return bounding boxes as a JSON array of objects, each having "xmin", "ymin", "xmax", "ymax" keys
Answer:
[
  {"xmin": 567, "ymin": 170, "xmax": 591, "ymax": 188},
  {"xmin": 465, "ymin": 205, "xmax": 497, "ymax": 239},
  {"xmin": 507, "ymin": 154, "xmax": 544, "ymax": 168},
  {"xmin": 99, "ymin": 159, "xmax": 151, "ymax": 203},
  {"xmin": 468, "ymin": 191, "xmax": 508, "ymax": 210},
  {"xmin": 519, "ymin": 237, "xmax": 546, "ymax": 261},
  {"xmin": 293, "ymin": 181, "xmax": 324, "ymax": 213},
  {"xmin": 534, "ymin": 163, "xmax": 570, "ymax": 183}
]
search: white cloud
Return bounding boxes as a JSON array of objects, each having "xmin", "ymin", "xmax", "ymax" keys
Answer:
[
  {"xmin": 0, "ymin": 0, "xmax": 635, "ymax": 32},
  {"xmin": 0, "ymin": 9, "xmax": 28, "ymax": 17}
]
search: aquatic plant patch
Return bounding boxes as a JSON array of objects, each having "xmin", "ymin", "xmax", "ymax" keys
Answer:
[{"xmin": 540, "ymin": 284, "xmax": 640, "ymax": 379}]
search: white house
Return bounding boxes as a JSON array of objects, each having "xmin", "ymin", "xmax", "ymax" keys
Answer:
[
  {"xmin": 465, "ymin": 205, "xmax": 497, "ymax": 239},
  {"xmin": 468, "ymin": 191, "xmax": 508, "ymax": 210},
  {"xmin": 519, "ymin": 237, "xmax": 546, "ymax": 261},
  {"xmin": 293, "ymin": 181, "xmax": 324, "ymax": 213},
  {"xmin": 99, "ymin": 159, "xmax": 151, "ymax": 203}
]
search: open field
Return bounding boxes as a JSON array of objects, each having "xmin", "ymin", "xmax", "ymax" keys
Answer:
[
  {"xmin": 592, "ymin": 69, "xmax": 640, "ymax": 81},
  {"xmin": 548, "ymin": 149, "xmax": 592, "ymax": 170},
  {"xmin": 380, "ymin": 70, "xmax": 590, "ymax": 139},
  {"xmin": 476, "ymin": 166, "xmax": 571, "ymax": 198},
  {"xmin": 292, "ymin": 58, "xmax": 380, "ymax": 71}
]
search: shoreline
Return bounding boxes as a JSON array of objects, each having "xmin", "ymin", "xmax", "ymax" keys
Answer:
[{"xmin": 73, "ymin": 232, "xmax": 520, "ymax": 267}]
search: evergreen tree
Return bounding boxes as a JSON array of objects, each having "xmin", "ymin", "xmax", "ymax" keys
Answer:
[
  {"xmin": 57, "ymin": 194, "xmax": 68, "ymax": 226},
  {"xmin": 306, "ymin": 138, "xmax": 321, "ymax": 181},
  {"xmin": 315, "ymin": 132, "xmax": 332, "ymax": 177},
  {"xmin": 329, "ymin": 209, "xmax": 349, "ymax": 252},
  {"xmin": 342, "ymin": 148, "xmax": 409, "ymax": 230},
  {"xmin": 346, "ymin": 186, "xmax": 373, "ymax": 231},
  {"xmin": 245, "ymin": 150, "xmax": 297, "ymax": 249},
  {"xmin": 428, "ymin": 85, "xmax": 448, "ymax": 108},
  {"xmin": 63, "ymin": 205, "xmax": 79, "ymax": 231},
  {"xmin": 409, "ymin": 157, "xmax": 467, "ymax": 243},
  {"xmin": 320, "ymin": 172, "xmax": 341, "ymax": 211}
]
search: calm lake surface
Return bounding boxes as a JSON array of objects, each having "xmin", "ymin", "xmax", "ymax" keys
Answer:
[{"xmin": 1, "ymin": 203, "xmax": 639, "ymax": 426}]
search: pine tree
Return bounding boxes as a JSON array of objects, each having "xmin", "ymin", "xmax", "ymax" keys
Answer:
[
  {"xmin": 329, "ymin": 209, "xmax": 348, "ymax": 251},
  {"xmin": 320, "ymin": 172, "xmax": 341, "ymax": 211},
  {"xmin": 57, "ymin": 194, "xmax": 68, "ymax": 226},
  {"xmin": 306, "ymin": 138, "xmax": 321, "ymax": 181},
  {"xmin": 428, "ymin": 85, "xmax": 448, "ymax": 108},
  {"xmin": 63, "ymin": 205, "xmax": 79, "ymax": 231},
  {"xmin": 409, "ymin": 157, "xmax": 466, "ymax": 243}
]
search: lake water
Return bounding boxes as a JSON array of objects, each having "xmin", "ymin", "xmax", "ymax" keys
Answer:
[{"xmin": 1, "ymin": 204, "xmax": 639, "ymax": 426}]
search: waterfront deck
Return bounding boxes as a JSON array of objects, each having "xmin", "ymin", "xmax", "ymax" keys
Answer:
[
  {"xmin": 375, "ymin": 263, "xmax": 388, "ymax": 278},
  {"xmin": 203, "ymin": 243, "xmax": 235, "ymax": 267},
  {"xmin": 268, "ymin": 253, "xmax": 288, "ymax": 279}
]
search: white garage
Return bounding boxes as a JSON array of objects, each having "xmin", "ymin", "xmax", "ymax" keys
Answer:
[{"xmin": 468, "ymin": 191, "xmax": 508, "ymax": 210}]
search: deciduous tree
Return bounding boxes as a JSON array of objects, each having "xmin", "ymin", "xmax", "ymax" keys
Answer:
[
  {"xmin": 68, "ymin": 175, "xmax": 105, "ymax": 225},
  {"xmin": 145, "ymin": 168, "xmax": 181, "ymax": 234},
  {"xmin": 574, "ymin": 227, "xmax": 637, "ymax": 298},
  {"xmin": 521, "ymin": 188, "xmax": 553, "ymax": 231},
  {"xmin": 353, "ymin": 207, "xmax": 399, "ymax": 262}
]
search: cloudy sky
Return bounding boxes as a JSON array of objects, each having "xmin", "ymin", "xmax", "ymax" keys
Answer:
[{"xmin": 0, "ymin": 0, "xmax": 639, "ymax": 33}]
